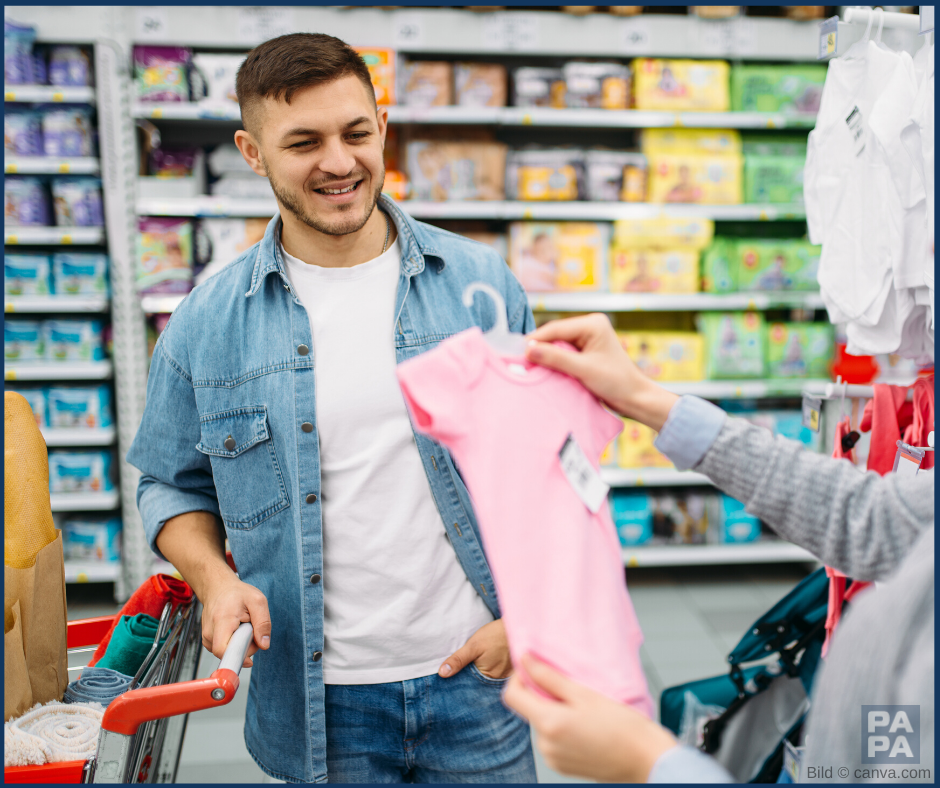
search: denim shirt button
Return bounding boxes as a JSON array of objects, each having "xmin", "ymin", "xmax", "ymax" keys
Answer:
[
  {"xmin": 312, "ymin": 651, "xmax": 322, "ymax": 662},
  {"xmin": 306, "ymin": 493, "xmax": 317, "ymax": 504},
  {"xmin": 297, "ymin": 344, "xmax": 309, "ymax": 356},
  {"xmin": 310, "ymin": 574, "xmax": 321, "ymax": 584},
  {"xmin": 224, "ymin": 436, "xmax": 236, "ymax": 451},
  {"xmin": 301, "ymin": 422, "xmax": 314, "ymax": 433}
]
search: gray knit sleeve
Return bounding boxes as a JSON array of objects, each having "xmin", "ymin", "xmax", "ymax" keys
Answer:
[{"xmin": 694, "ymin": 417, "xmax": 934, "ymax": 581}]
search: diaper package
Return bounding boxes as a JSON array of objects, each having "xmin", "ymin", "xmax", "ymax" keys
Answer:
[
  {"xmin": 508, "ymin": 221, "xmax": 609, "ymax": 292},
  {"xmin": 765, "ymin": 322, "xmax": 834, "ymax": 379},
  {"xmin": 62, "ymin": 517, "xmax": 122, "ymax": 562},
  {"xmin": 7, "ymin": 387, "xmax": 48, "ymax": 428},
  {"xmin": 700, "ymin": 238, "xmax": 737, "ymax": 293},
  {"xmin": 642, "ymin": 129, "xmax": 742, "ymax": 204},
  {"xmin": 512, "ymin": 67, "xmax": 566, "ymax": 108},
  {"xmin": 718, "ymin": 495, "xmax": 762, "ymax": 543},
  {"xmin": 189, "ymin": 53, "xmax": 244, "ymax": 105},
  {"xmin": 610, "ymin": 249, "xmax": 699, "ymax": 293},
  {"xmin": 135, "ymin": 45, "xmax": 192, "ymax": 102},
  {"xmin": 507, "ymin": 149, "xmax": 584, "ymax": 201},
  {"xmin": 4, "ymin": 107, "xmax": 44, "ymax": 156},
  {"xmin": 136, "ymin": 216, "xmax": 194, "ymax": 295},
  {"xmin": 40, "ymin": 105, "xmax": 96, "ymax": 157},
  {"xmin": 4, "ymin": 19, "xmax": 37, "ymax": 85},
  {"xmin": 401, "ymin": 61, "xmax": 453, "ymax": 107},
  {"xmin": 48, "ymin": 450, "xmax": 114, "ymax": 494},
  {"xmin": 355, "ymin": 48, "xmax": 396, "ymax": 105},
  {"xmin": 730, "ymin": 64, "xmax": 827, "ymax": 114},
  {"xmin": 610, "ymin": 492, "xmax": 717, "ymax": 547},
  {"xmin": 730, "ymin": 408, "xmax": 822, "ymax": 452},
  {"xmin": 735, "ymin": 240, "xmax": 820, "ymax": 291},
  {"xmin": 4, "ymin": 320, "xmax": 45, "ymax": 362},
  {"xmin": 743, "ymin": 154, "xmax": 806, "ymax": 205},
  {"xmin": 616, "ymin": 332, "xmax": 705, "ymax": 381},
  {"xmin": 5, "ymin": 253, "xmax": 52, "ymax": 296},
  {"xmin": 454, "ymin": 63, "xmax": 507, "ymax": 107},
  {"xmin": 700, "ymin": 312, "xmax": 766, "ymax": 379},
  {"xmin": 194, "ymin": 217, "xmax": 268, "ymax": 285},
  {"xmin": 52, "ymin": 252, "xmax": 110, "ymax": 295},
  {"xmin": 584, "ymin": 150, "xmax": 647, "ymax": 202},
  {"xmin": 48, "ymin": 45, "xmax": 92, "ymax": 87},
  {"xmin": 44, "ymin": 319, "xmax": 106, "ymax": 362},
  {"xmin": 633, "ymin": 58, "xmax": 730, "ymax": 111},
  {"xmin": 47, "ymin": 385, "xmax": 113, "ymax": 429},
  {"xmin": 562, "ymin": 61, "xmax": 631, "ymax": 109},
  {"xmin": 617, "ymin": 419, "xmax": 673, "ymax": 469},
  {"xmin": 52, "ymin": 178, "xmax": 104, "ymax": 227},
  {"xmin": 610, "ymin": 492, "xmax": 653, "ymax": 546},
  {"xmin": 405, "ymin": 141, "xmax": 507, "ymax": 201},
  {"xmin": 4, "ymin": 176, "xmax": 51, "ymax": 226},
  {"xmin": 612, "ymin": 217, "xmax": 715, "ymax": 250}
]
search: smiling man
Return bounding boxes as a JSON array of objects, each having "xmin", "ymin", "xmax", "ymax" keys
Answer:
[{"xmin": 126, "ymin": 33, "xmax": 536, "ymax": 785}]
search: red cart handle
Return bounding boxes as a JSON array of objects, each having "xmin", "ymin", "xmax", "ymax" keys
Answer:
[{"xmin": 100, "ymin": 623, "xmax": 253, "ymax": 736}]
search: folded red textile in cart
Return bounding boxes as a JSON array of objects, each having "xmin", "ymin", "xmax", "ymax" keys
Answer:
[{"xmin": 87, "ymin": 574, "xmax": 192, "ymax": 667}]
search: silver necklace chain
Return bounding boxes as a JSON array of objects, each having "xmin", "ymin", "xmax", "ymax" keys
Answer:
[{"xmin": 382, "ymin": 211, "xmax": 390, "ymax": 254}]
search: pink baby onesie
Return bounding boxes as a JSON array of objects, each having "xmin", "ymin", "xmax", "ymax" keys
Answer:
[{"xmin": 397, "ymin": 327, "xmax": 653, "ymax": 717}]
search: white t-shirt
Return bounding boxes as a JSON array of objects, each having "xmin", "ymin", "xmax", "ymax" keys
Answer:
[{"xmin": 281, "ymin": 236, "xmax": 493, "ymax": 685}]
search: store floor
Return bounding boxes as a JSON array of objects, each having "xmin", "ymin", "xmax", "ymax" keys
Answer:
[{"xmin": 67, "ymin": 562, "xmax": 812, "ymax": 783}]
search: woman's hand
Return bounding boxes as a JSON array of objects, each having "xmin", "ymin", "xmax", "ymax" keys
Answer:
[
  {"xmin": 503, "ymin": 653, "xmax": 678, "ymax": 783},
  {"xmin": 525, "ymin": 313, "xmax": 679, "ymax": 432}
]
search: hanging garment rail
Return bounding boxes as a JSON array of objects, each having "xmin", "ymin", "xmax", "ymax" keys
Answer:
[
  {"xmin": 821, "ymin": 382, "xmax": 916, "ymax": 400},
  {"xmin": 842, "ymin": 7, "xmax": 923, "ymax": 34}
]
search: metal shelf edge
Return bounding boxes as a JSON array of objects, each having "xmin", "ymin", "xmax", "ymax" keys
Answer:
[{"xmin": 622, "ymin": 541, "xmax": 815, "ymax": 567}]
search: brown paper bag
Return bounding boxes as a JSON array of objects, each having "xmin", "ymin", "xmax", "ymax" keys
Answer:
[{"xmin": 4, "ymin": 531, "xmax": 69, "ymax": 720}]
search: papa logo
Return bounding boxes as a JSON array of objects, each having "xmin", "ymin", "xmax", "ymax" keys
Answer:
[{"xmin": 862, "ymin": 705, "xmax": 920, "ymax": 764}]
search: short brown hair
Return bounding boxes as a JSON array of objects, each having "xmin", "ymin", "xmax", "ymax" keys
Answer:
[{"xmin": 236, "ymin": 33, "xmax": 376, "ymax": 136}]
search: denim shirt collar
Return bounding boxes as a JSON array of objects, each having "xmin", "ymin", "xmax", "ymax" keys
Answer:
[{"xmin": 245, "ymin": 194, "xmax": 444, "ymax": 298}]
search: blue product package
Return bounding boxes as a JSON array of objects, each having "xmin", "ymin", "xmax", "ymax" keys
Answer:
[
  {"xmin": 40, "ymin": 105, "xmax": 95, "ymax": 157},
  {"xmin": 719, "ymin": 495, "xmax": 762, "ymax": 544},
  {"xmin": 48, "ymin": 46, "xmax": 91, "ymax": 87},
  {"xmin": 43, "ymin": 319, "xmax": 105, "ymax": 362},
  {"xmin": 48, "ymin": 450, "xmax": 114, "ymax": 494},
  {"xmin": 4, "ymin": 320, "xmax": 45, "ymax": 362},
  {"xmin": 7, "ymin": 387, "xmax": 48, "ymax": 428},
  {"xmin": 5, "ymin": 253, "xmax": 52, "ymax": 296},
  {"xmin": 769, "ymin": 411, "xmax": 822, "ymax": 452},
  {"xmin": 52, "ymin": 178, "xmax": 104, "ymax": 227},
  {"xmin": 47, "ymin": 385, "xmax": 113, "ymax": 429},
  {"xmin": 62, "ymin": 517, "xmax": 122, "ymax": 561},
  {"xmin": 4, "ymin": 107, "xmax": 44, "ymax": 156},
  {"xmin": 4, "ymin": 20, "xmax": 37, "ymax": 85},
  {"xmin": 52, "ymin": 253, "xmax": 109, "ymax": 296},
  {"xmin": 4, "ymin": 176, "xmax": 51, "ymax": 226},
  {"xmin": 609, "ymin": 491, "xmax": 653, "ymax": 547}
]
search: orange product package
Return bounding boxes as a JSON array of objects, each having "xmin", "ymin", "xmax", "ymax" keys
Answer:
[{"xmin": 355, "ymin": 47, "xmax": 396, "ymax": 105}]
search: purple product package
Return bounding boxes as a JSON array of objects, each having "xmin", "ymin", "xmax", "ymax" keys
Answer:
[
  {"xmin": 49, "ymin": 46, "xmax": 91, "ymax": 87},
  {"xmin": 4, "ymin": 19, "xmax": 37, "ymax": 85},
  {"xmin": 149, "ymin": 146, "xmax": 198, "ymax": 178},
  {"xmin": 40, "ymin": 105, "xmax": 95, "ymax": 157},
  {"xmin": 4, "ymin": 177, "xmax": 51, "ymax": 226},
  {"xmin": 4, "ymin": 108, "xmax": 44, "ymax": 156},
  {"xmin": 52, "ymin": 178, "xmax": 104, "ymax": 227},
  {"xmin": 135, "ymin": 46, "xmax": 192, "ymax": 102}
]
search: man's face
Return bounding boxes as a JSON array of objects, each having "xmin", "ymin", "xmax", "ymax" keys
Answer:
[{"xmin": 244, "ymin": 75, "xmax": 387, "ymax": 238}]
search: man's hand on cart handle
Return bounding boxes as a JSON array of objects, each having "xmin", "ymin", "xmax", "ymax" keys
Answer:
[{"xmin": 201, "ymin": 573, "xmax": 272, "ymax": 668}]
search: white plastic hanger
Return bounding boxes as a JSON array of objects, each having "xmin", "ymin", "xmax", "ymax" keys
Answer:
[{"xmin": 462, "ymin": 282, "xmax": 528, "ymax": 357}]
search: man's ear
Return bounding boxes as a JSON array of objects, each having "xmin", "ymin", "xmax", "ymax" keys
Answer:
[
  {"xmin": 234, "ymin": 129, "xmax": 268, "ymax": 178},
  {"xmin": 376, "ymin": 106, "xmax": 389, "ymax": 150}
]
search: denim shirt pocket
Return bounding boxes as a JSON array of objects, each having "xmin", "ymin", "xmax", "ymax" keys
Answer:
[{"xmin": 195, "ymin": 405, "xmax": 290, "ymax": 530}]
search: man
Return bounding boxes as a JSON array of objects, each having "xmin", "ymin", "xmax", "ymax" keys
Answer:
[{"xmin": 127, "ymin": 33, "xmax": 536, "ymax": 784}]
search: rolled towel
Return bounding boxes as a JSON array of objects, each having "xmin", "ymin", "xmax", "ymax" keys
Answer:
[
  {"xmin": 63, "ymin": 667, "xmax": 133, "ymax": 707},
  {"xmin": 95, "ymin": 613, "xmax": 165, "ymax": 677},
  {"xmin": 4, "ymin": 700, "xmax": 103, "ymax": 766}
]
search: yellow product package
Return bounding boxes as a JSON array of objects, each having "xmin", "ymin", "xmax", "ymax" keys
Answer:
[
  {"xmin": 618, "ymin": 419, "xmax": 673, "ymax": 469},
  {"xmin": 609, "ymin": 248, "xmax": 699, "ymax": 293},
  {"xmin": 509, "ymin": 222, "xmax": 609, "ymax": 292},
  {"xmin": 633, "ymin": 58, "xmax": 730, "ymax": 111},
  {"xmin": 641, "ymin": 128, "xmax": 742, "ymax": 157},
  {"xmin": 616, "ymin": 332, "xmax": 705, "ymax": 381},
  {"xmin": 600, "ymin": 437, "xmax": 617, "ymax": 467},
  {"xmin": 612, "ymin": 217, "xmax": 715, "ymax": 250},
  {"xmin": 646, "ymin": 153, "xmax": 743, "ymax": 204},
  {"xmin": 517, "ymin": 165, "xmax": 580, "ymax": 201}
]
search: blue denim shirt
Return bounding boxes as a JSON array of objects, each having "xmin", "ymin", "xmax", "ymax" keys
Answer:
[{"xmin": 126, "ymin": 195, "xmax": 535, "ymax": 783}]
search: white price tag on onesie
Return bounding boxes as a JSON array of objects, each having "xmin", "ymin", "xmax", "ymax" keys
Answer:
[{"xmin": 559, "ymin": 434, "xmax": 610, "ymax": 514}]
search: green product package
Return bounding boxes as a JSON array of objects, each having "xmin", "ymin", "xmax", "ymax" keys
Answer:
[
  {"xmin": 741, "ymin": 133, "xmax": 808, "ymax": 157},
  {"xmin": 730, "ymin": 65, "xmax": 827, "ymax": 113},
  {"xmin": 735, "ymin": 239, "xmax": 820, "ymax": 291},
  {"xmin": 700, "ymin": 312, "xmax": 766, "ymax": 379},
  {"xmin": 766, "ymin": 322, "xmax": 834, "ymax": 379},
  {"xmin": 744, "ymin": 154, "xmax": 806, "ymax": 205},
  {"xmin": 701, "ymin": 238, "xmax": 737, "ymax": 293}
]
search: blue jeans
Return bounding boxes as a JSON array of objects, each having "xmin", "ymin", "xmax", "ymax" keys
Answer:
[{"xmin": 324, "ymin": 665, "xmax": 537, "ymax": 783}]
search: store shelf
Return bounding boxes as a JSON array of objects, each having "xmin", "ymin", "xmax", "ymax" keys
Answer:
[
  {"xmin": 5, "ymin": 361, "xmax": 113, "ymax": 381},
  {"xmin": 41, "ymin": 427, "xmax": 116, "ymax": 447},
  {"xmin": 64, "ymin": 559, "xmax": 120, "ymax": 584},
  {"xmin": 530, "ymin": 292, "xmax": 824, "ymax": 313},
  {"xmin": 3, "ymin": 84, "xmax": 95, "ymax": 104},
  {"xmin": 5, "ymin": 294, "xmax": 109, "ymax": 313},
  {"xmin": 131, "ymin": 101, "xmax": 242, "ymax": 121},
  {"xmin": 139, "ymin": 294, "xmax": 187, "ymax": 314},
  {"xmin": 135, "ymin": 197, "xmax": 805, "ymax": 223},
  {"xmin": 603, "ymin": 467, "xmax": 712, "ymax": 487},
  {"xmin": 5, "ymin": 157, "xmax": 100, "ymax": 175},
  {"xmin": 50, "ymin": 490, "xmax": 120, "ymax": 512},
  {"xmin": 662, "ymin": 379, "xmax": 829, "ymax": 399},
  {"xmin": 622, "ymin": 541, "xmax": 816, "ymax": 568},
  {"xmin": 4, "ymin": 227, "xmax": 106, "ymax": 245}
]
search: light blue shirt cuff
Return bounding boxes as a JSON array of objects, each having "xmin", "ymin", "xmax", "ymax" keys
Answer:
[
  {"xmin": 653, "ymin": 395, "xmax": 726, "ymax": 471},
  {"xmin": 648, "ymin": 745, "xmax": 734, "ymax": 783}
]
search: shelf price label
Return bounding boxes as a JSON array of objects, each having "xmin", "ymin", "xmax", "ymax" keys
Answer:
[
  {"xmin": 620, "ymin": 19, "xmax": 652, "ymax": 54},
  {"xmin": 51, "ymin": 92, "xmax": 64, "ymax": 103},
  {"xmin": 5, "ymin": 370, "xmax": 16, "ymax": 381},
  {"xmin": 58, "ymin": 162, "xmax": 70, "ymax": 174},
  {"xmin": 6, "ymin": 163, "xmax": 16, "ymax": 174},
  {"xmin": 136, "ymin": 7, "xmax": 169, "ymax": 41},
  {"xmin": 61, "ymin": 234, "xmax": 73, "ymax": 245},
  {"xmin": 6, "ymin": 234, "xmax": 18, "ymax": 245},
  {"xmin": 819, "ymin": 17, "xmax": 839, "ymax": 60},
  {"xmin": 237, "ymin": 6, "xmax": 296, "ymax": 44},
  {"xmin": 5, "ymin": 91, "xmax": 16, "ymax": 101},
  {"xmin": 393, "ymin": 12, "xmax": 425, "ymax": 48},
  {"xmin": 482, "ymin": 12, "xmax": 540, "ymax": 52}
]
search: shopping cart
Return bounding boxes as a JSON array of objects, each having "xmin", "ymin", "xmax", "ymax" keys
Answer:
[{"xmin": 4, "ymin": 594, "xmax": 253, "ymax": 784}]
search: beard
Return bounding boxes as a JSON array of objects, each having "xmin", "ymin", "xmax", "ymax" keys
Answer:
[{"xmin": 262, "ymin": 155, "xmax": 385, "ymax": 237}]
